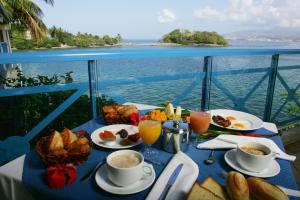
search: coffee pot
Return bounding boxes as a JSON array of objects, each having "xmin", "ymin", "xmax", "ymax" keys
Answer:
[{"xmin": 162, "ymin": 120, "xmax": 189, "ymax": 153}]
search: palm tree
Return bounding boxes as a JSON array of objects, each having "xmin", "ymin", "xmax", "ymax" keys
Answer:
[{"xmin": 0, "ymin": 0, "xmax": 54, "ymax": 40}]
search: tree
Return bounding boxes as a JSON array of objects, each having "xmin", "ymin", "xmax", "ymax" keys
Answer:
[
  {"xmin": 0, "ymin": 0, "xmax": 54, "ymax": 40},
  {"xmin": 103, "ymin": 35, "xmax": 113, "ymax": 45}
]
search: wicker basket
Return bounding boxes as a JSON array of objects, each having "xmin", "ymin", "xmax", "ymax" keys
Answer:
[{"xmin": 36, "ymin": 130, "xmax": 92, "ymax": 166}]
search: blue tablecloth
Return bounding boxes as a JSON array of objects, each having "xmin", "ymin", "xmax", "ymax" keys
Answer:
[{"xmin": 22, "ymin": 118, "xmax": 299, "ymax": 200}]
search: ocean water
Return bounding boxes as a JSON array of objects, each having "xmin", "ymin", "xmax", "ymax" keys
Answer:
[{"xmin": 21, "ymin": 40, "xmax": 300, "ymax": 126}]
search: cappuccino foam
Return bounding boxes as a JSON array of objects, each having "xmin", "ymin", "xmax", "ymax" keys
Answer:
[{"xmin": 109, "ymin": 153, "xmax": 140, "ymax": 168}]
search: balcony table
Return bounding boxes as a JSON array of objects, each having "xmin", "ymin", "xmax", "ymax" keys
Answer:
[{"xmin": 0, "ymin": 103, "xmax": 298, "ymax": 200}]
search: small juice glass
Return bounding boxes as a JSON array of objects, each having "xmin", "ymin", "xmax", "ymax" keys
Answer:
[{"xmin": 190, "ymin": 112, "xmax": 211, "ymax": 134}]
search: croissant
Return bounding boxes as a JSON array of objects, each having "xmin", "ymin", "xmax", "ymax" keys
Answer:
[
  {"xmin": 61, "ymin": 128, "xmax": 78, "ymax": 147},
  {"xmin": 47, "ymin": 130, "xmax": 64, "ymax": 152}
]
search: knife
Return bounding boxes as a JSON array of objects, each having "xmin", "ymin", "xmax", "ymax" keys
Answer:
[{"xmin": 158, "ymin": 163, "xmax": 184, "ymax": 200}]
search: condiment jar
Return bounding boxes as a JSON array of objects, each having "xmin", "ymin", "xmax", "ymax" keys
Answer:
[{"xmin": 162, "ymin": 120, "xmax": 189, "ymax": 153}]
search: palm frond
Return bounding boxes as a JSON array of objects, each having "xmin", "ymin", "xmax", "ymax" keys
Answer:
[{"xmin": 2, "ymin": 0, "xmax": 54, "ymax": 40}]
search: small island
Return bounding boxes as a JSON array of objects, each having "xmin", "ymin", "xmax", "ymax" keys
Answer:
[{"xmin": 161, "ymin": 29, "xmax": 228, "ymax": 46}]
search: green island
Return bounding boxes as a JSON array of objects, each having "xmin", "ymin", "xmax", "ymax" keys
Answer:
[
  {"xmin": 161, "ymin": 29, "xmax": 228, "ymax": 46},
  {"xmin": 11, "ymin": 26, "xmax": 122, "ymax": 50}
]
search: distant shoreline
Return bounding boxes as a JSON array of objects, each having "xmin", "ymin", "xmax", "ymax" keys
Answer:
[{"xmin": 12, "ymin": 42, "xmax": 226, "ymax": 51}]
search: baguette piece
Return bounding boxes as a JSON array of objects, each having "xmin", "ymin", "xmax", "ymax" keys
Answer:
[
  {"xmin": 226, "ymin": 171, "xmax": 249, "ymax": 200},
  {"xmin": 201, "ymin": 176, "xmax": 228, "ymax": 200},
  {"xmin": 186, "ymin": 182, "xmax": 224, "ymax": 200},
  {"xmin": 247, "ymin": 177, "xmax": 289, "ymax": 200}
]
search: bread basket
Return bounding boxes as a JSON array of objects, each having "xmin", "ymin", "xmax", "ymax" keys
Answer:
[{"xmin": 36, "ymin": 130, "xmax": 92, "ymax": 166}]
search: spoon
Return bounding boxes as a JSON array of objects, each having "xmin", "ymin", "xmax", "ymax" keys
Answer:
[{"xmin": 204, "ymin": 150, "xmax": 215, "ymax": 165}]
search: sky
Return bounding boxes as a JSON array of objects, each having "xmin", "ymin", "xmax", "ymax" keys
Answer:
[{"xmin": 34, "ymin": 0, "xmax": 300, "ymax": 39}]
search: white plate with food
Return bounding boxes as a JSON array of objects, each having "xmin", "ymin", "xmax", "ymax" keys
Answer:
[
  {"xmin": 95, "ymin": 163, "xmax": 155, "ymax": 195},
  {"xmin": 209, "ymin": 109, "xmax": 263, "ymax": 131},
  {"xmin": 224, "ymin": 149, "xmax": 280, "ymax": 178},
  {"xmin": 91, "ymin": 124, "xmax": 142, "ymax": 149}
]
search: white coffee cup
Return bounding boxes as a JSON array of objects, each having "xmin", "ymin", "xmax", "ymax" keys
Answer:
[
  {"xmin": 236, "ymin": 141, "xmax": 276, "ymax": 172},
  {"xmin": 106, "ymin": 150, "xmax": 152, "ymax": 187}
]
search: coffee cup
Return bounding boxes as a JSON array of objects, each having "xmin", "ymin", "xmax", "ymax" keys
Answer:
[
  {"xmin": 236, "ymin": 141, "xmax": 276, "ymax": 172},
  {"xmin": 106, "ymin": 150, "xmax": 152, "ymax": 187}
]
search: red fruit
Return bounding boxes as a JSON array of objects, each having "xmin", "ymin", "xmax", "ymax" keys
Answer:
[
  {"xmin": 45, "ymin": 164, "xmax": 77, "ymax": 188},
  {"xmin": 128, "ymin": 133, "xmax": 140, "ymax": 142},
  {"xmin": 65, "ymin": 164, "xmax": 77, "ymax": 185},
  {"xmin": 46, "ymin": 165, "xmax": 66, "ymax": 188},
  {"xmin": 130, "ymin": 113, "xmax": 139, "ymax": 126}
]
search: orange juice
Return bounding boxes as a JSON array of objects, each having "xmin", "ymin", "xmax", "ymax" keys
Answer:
[
  {"xmin": 139, "ymin": 120, "xmax": 161, "ymax": 145},
  {"xmin": 190, "ymin": 112, "xmax": 211, "ymax": 134}
]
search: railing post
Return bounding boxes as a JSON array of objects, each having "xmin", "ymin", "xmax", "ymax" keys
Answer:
[
  {"xmin": 88, "ymin": 60, "xmax": 98, "ymax": 119},
  {"xmin": 201, "ymin": 56, "xmax": 213, "ymax": 111},
  {"xmin": 264, "ymin": 54, "xmax": 279, "ymax": 122}
]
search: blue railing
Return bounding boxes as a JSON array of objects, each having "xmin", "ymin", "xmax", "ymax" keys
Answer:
[{"xmin": 0, "ymin": 48, "xmax": 300, "ymax": 164}]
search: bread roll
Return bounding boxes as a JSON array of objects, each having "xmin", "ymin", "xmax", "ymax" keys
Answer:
[
  {"xmin": 247, "ymin": 177, "xmax": 289, "ymax": 200},
  {"xmin": 226, "ymin": 171, "xmax": 249, "ymax": 200}
]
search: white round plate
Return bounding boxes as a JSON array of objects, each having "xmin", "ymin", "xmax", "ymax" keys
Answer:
[
  {"xmin": 209, "ymin": 109, "xmax": 263, "ymax": 131},
  {"xmin": 91, "ymin": 124, "xmax": 142, "ymax": 149},
  {"xmin": 224, "ymin": 149, "xmax": 280, "ymax": 178},
  {"xmin": 95, "ymin": 163, "xmax": 156, "ymax": 195}
]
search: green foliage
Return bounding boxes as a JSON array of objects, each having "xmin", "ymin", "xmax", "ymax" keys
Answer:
[
  {"xmin": 277, "ymin": 92, "xmax": 300, "ymax": 130},
  {"xmin": 1, "ymin": 0, "xmax": 53, "ymax": 40},
  {"xmin": 162, "ymin": 29, "xmax": 228, "ymax": 46},
  {"xmin": 48, "ymin": 26, "xmax": 74, "ymax": 46},
  {"xmin": 11, "ymin": 26, "xmax": 122, "ymax": 50},
  {"xmin": 0, "ymin": 68, "xmax": 117, "ymax": 142}
]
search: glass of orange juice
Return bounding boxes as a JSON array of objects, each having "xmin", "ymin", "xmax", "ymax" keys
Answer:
[
  {"xmin": 139, "ymin": 120, "xmax": 162, "ymax": 162},
  {"xmin": 190, "ymin": 112, "xmax": 211, "ymax": 134}
]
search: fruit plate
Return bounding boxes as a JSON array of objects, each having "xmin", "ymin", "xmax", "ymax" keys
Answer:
[
  {"xmin": 209, "ymin": 109, "xmax": 263, "ymax": 131},
  {"xmin": 91, "ymin": 124, "xmax": 142, "ymax": 149}
]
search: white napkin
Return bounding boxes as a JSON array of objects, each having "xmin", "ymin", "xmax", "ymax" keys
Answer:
[
  {"xmin": 197, "ymin": 135, "xmax": 296, "ymax": 161},
  {"xmin": 146, "ymin": 151, "xmax": 199, "ymax": 200}
]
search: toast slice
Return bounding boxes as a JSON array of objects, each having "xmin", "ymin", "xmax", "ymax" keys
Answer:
[
  {"xmin": 201, "ymin": 176, "xmax": 228, "ymax": 200},
  {"xmin": 186, "ymin": 182, "xmax": 224, "ymax": 200}
]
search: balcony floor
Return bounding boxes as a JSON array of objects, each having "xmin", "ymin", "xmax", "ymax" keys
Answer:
[{"xmin": 283, "ymin": 126, "xmax": 300, "ymax": 189}]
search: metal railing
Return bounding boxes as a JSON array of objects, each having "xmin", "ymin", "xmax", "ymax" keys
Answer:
[{"xmin": 0, "ymin": 48, "xmax": 300, "ymax": 164}]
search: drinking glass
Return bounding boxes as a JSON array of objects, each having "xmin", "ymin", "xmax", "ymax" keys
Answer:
[
  {"xmin": 138, "ymin": 120, "xmax": 162, "ymax": 163},
  {"xmin": 190, "ymin": 112, "xmax": 211, "ymax": 134}
]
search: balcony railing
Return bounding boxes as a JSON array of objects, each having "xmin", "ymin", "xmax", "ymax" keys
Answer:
[{"xmin": 0, "ymin": 48, "xmax": 300, "ymax": 164}]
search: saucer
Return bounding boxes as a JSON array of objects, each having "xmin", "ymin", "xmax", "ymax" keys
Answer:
[
  {"xmin": 95, "ymin": 162, "xmax": 156, "ymax": 195},
  {"xmin": 224, "ymin": 149, "xmax": 280, "ymax": 178}
]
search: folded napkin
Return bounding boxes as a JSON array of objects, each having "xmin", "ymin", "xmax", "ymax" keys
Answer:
[
  {"xmin": 197, "ymin": 135, "xmax": 296, "ymax": 161},
  {"xmin": 146, "ymin": 151, "xmax": 199, "ymax": 200}
]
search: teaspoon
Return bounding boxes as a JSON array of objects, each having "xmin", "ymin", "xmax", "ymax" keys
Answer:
[{"xmin": 204, "ymin": 150, "xmax": 215, "ymax": 165}]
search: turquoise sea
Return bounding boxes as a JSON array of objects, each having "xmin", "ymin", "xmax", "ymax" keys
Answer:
[{"xmin": 21, "ymin": 40, "xmax": 300, "ymax": 126}]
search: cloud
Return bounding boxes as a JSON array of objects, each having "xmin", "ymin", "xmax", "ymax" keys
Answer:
[
  {"xmin": 157, "ymin": 9, "xmax": 176, "ymax": 23},
  {"xmin": 193, "ymin": 0, "xmax": 300, "ymax": 28}
]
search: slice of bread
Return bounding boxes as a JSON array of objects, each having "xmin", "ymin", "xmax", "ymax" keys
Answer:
[
  {"xmin": 186, "ymin": 182, "xmax": 224, "ymax": 200},
  {"xmin": 201, "ymin": 176, "xmax": 228, "ymax": 200}
]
